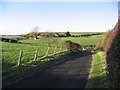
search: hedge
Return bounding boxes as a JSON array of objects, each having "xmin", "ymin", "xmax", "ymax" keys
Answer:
[{"xmin": 106, "ymin": 19, "xmax": 120, "ymax": 88}]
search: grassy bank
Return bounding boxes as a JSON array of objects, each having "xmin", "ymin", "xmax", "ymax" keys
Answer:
[{"xmin": 86, "ymin": 51, "xmax": 106, "ymax": 88}]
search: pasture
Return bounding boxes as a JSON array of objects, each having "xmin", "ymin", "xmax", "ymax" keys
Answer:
[
  {"xmin": 2, "ymin": 36, "xmax": 101, "ymax": 67},
  {"xmin": 2, "ymin": 35, "xmax": 102, "ymax": 87},
  {"xmin": 60, "ymin": 36, "xmax": 101, "ymax": 46}
]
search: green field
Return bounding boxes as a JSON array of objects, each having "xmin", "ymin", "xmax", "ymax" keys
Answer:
[
  {"xmin": 2, "ymin": 35, "xmax": 102, "ymax": 87},
  {"xmin": 2, "ymin": 36, "xmax": 102, "ymax": 67},
  {"xmin": 60, "ymin": 36, "xmax": 102, "ymax": 46}
]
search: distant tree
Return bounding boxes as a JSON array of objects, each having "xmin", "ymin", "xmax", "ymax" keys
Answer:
[
  {"xmin": 32, "ymin": 25, "xmax": 40, "ymax": 38},
  {"xmin": 65, "ymin": 31, "xmax": 71, "ymax": 37},
  {"xmin": 71, "ymin": 35, "xmax": 75, "ymax": 37}
]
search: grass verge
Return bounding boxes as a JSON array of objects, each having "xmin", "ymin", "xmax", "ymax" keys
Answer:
[{"xmin": 86, "ymin": 51, "xmax": 106, "ymax": 88}]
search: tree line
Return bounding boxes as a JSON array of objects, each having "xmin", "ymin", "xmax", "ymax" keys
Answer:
[{"xmin": 24, "ymin": 31, "xmax": 103, "ymax": 39}]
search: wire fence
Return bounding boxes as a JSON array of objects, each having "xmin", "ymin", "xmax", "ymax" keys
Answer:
[{"xmin": 3, "ymin": 46, "xmax": 67, "ymax": 68}]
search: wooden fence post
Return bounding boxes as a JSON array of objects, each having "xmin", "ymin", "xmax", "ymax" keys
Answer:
[
  {"xmin": 65, "ymin": 45, "xmax": 67, "ymax": 51},
  {"xmin": 18, "ymin": 50, "xmax": 23, "ymax": 67},
  {"xmin": 54, "ymin": 46, "xmax": 57, "ymax": 54},
  {"xmin": 34, "ymin": 49, "xmax": 38, "ymax": 61},
  {"xmin": 45, "ymin": 47, "xmax": 50, "ymax": 56},
  {"xmin": 60, "ymin": 46, "xmax": 62, "ymax": 52}
]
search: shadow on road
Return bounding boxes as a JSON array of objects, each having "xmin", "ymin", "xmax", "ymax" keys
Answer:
[{"xmin": 5, "ymin": 50, "xmax": 92, "ymax": 88}]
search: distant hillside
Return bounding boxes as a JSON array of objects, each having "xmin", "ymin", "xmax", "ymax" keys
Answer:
[{"xmin": 70, "ymin": 32, "xmax": 104, "ymax": 35}]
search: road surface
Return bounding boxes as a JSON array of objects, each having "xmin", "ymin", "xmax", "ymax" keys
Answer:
[{"xmin": 6, "ymin": 50, "xmax": 92, "ymax": 88}]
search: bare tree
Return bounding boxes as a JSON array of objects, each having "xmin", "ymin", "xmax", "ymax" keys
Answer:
[{"xmin": 32, "ymin": 25, "xmax": 40, "ymax": 38}]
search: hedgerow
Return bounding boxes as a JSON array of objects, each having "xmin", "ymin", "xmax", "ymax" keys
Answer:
[
  {"xmin": 94, "ymin": 31, "xmax": 112, "ymax": 51},
  {"xmin": 106, "ymin": 20, "xmax": 120, "ymax": 88}
]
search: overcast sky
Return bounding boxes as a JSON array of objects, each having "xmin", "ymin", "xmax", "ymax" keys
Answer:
[{"xmin": 0, "ymin": 1, "xmax": 119, "ymax": 35}]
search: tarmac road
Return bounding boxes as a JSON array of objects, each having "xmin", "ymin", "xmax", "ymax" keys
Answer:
[{"xmin": 6, "ymin": 50, "xmax": 92, "ymax": 88}]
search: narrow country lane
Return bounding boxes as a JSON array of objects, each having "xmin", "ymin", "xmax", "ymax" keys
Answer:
[{"xmin": 6, "ymin": 50, "xmax": 92, "ymax": 88}]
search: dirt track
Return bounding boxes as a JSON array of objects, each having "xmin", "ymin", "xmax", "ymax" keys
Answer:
[{"xmin": 6, "ymin": 50, "xmax": 92, "ymax": 88}]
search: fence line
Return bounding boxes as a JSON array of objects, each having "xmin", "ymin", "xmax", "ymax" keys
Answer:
[
  {"xmin": 54, "ymin": 46, "xmax": 57, "ymax": 54},
  {"xmin": 16, "ymin": 46, "xmax": 67, "ymax": 67},
  {"xmin": 18, "ymin": 50, "xmax": 23, "ymax": 67},
  {"xmin": 34, "ymin": 49, "xmax": 38, "ymax": 61},
  {"xmin": 45, "ymin": 46, "xmax": 50, "ymax": 57}
]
